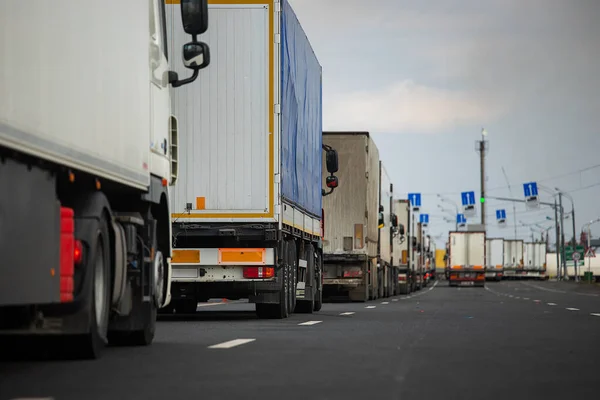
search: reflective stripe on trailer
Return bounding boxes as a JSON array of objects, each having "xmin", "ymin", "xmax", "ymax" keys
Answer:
[{"xmin": 172, "ymin": 248, "xmax": 275, "ymax": 266}]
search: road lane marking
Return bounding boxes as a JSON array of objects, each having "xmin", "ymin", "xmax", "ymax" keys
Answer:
[
  {"xmin": 515, "ymin": 296, "xmax": 520, "ymax": 299},
  {"xmin": 298, "ymin": 320, "xmax": 322, "ymax": 326},
  {"xmin": 591, "ymin": 313, "xmax": 600, "ymax": 317},
  {"xmin": 547, "ymin": 303, "xmax": 557, "ymax": 306},
  {"xmin": 366, "ymin": 306, "xmax": 376, "ymax": 309},
  {"xmin": 340, "ymin": 312, "xmax": 355, "ymax": 316},
  {"xmin": 566, "ymin": 308, "xmax": 579, "ymax": 311},
  {"xmin": 392, "ymin": 299, "xmax": 399, "ymax": 301},
  {"xmin": 208, "ymin": 339, "xmax": 256, "ymax": 349},
  {"xmin": 533, "ymin": 300, "xmax": 541, "ymax": 303},
  {"xmin": 381, "ymin": 301, "xmax": 389, "ymax": 304},
  {"xmin": 524, "ymin": 298, "xmax": 530, "ymax": 300}
]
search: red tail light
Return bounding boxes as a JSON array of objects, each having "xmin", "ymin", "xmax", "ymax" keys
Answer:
[
  {"xmin": 243, "ymin": 267, "xmax": 275, "ymax": 279},
  {"xmin": 398, "ymin": 275, "xmax": 406, "ymax": 282},
  {"xmin": 60, "ymin": 207, "xmax": 75, "ymax": 303},
  {"xmin": 74, "ymin": 240, "xmax": 83, "ymax": 265}
]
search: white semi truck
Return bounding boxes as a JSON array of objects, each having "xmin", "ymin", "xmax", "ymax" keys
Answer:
[
  {"xmin": 0, "ymin": 0, "xmax": 209, "ymax": 358},
  {"xmin": 448, "ymin": 231, "xmax": 486, "ymax": 287},
  {"xmin": 166, "ymin": 0, "xmax": 338, "ymax": 318},
  {"xmin": 378, "ymin": 162, "xmax": 396, "ymax": 298},
  {"xmin": 485, "ymin": 238, "xmax": 504, "ymax": 281},
  {"xmin": 394, "ymin": 200, "xmax": 412, "ymax": 294},
  {"xmin": 503, "ymin": 239, "xmax": 524, "ymax": 279},
  {"xmin": 523, "ymin": 242, "xmax": 547, "ymax": 279},
  {"xmin": 321, "ymin": 132, "xmax": 385, "ymax": 301}
]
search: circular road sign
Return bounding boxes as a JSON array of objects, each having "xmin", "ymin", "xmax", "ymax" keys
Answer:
[{"xmin": 573, "ymin": 252, "xmax": 581, "ymax": 261}]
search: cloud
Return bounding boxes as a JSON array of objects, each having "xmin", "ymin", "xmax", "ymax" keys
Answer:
[{"xmin": 324, "ymin": 80, "xmax": 502, "ymax": 134}]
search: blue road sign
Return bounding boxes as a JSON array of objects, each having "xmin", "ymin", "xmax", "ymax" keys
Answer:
[
  {"xmin": 408, "ymin": 193, "xmax": 422, "ymax": 207},
  {"xmin": 456, "ymin": 214, "xmax": 467, "ymax": 224},
  {"xmin": 523, "ymin": 182, "xmax": 539, "ymax": 198},
  {"xmin": 461, "ymin": 191, "xmax": 476, "ymax": 206},
  {"xmin": 496, "ymin": 209, "xmax": 507, "ymax": 220},
  {"xmin": 420, "ymin": 214, "xmax": 429, "ymax": 224}
]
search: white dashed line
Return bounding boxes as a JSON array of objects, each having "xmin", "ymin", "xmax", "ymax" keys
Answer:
[
  {"xmin": 591, "ymin": 313, "xmax": 600, "ymax": 317},
  {"xmin": 508, "ymin": 295, "xmax": 514, "ymax": 298},
  {"xmin": 533, "ymin": 300, "xmax": 541, "ymax": 303},
  {"xmin": 547, "ymin": 303, "xmax": 557, "ymax": 306},
  {"xmin": 339, "ymin": 312, "xmax": 355, "ymax": 316},
  {"xmin": 566, "ymin": 308, "xmax": 579, "ymax": 311},
  {"xmin": 524, "ymin": 298, "xmax": 530, "ymax": 300},
  {"xmin": 298, "ymin": 320, "xmax": 322, "ymax": 326},
  {"xmin": 515, "ymin": 297, "xmax": 520, "ymax": 299},
  {"xmin": 392, "ymin": 299, "xmax": 399, "ymax": 302},
  {"xmin": 208, "ymin": 339, "xmax": 256, "ymax": 349},
  {"xmin": 366, "ymin": 305, "xmax": 376, "ymax": 309},
  {"xmin": 381, "ymin": 301, "xmax": 389, "ymax": 305}
]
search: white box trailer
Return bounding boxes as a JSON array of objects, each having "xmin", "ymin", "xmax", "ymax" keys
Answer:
[
  {"xmin": 523, "ymin": 242, "xmax": 548, "ymax": 279},
  {"xmin": 448, "ymin": 231, "xmax": 486, "ymax": 287},
  {"xmin": 0, "ymin": 0, "xmax": 208, "ymax": 358},
  {"xmin": 503, "ymin": 239, "xmax": 524, "ymax": 279},
  {"xmin": 166, "ymin": 0, "xmax": 336, "ymax": 318},
  {"xmin": 485, "ymin": 238, "xmax": 504, "ymax": 281},
  {"xmin": 394, "ymin": 199, "xmax": 412, "ymax": 294},
  {"xmin": 378, "ymin": 162, "xmax": 394, "ymax": 298},
  {"xmin": 321, "ymin": 132, "xmax": 380, "ymax": 302}
]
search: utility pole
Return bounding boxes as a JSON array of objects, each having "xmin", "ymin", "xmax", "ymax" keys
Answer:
[
  {"xmin": 558, "ymin": 192, "xmax": 566, "ymax": 280},
  {"xmin": 476, "ymin": 129, "xmax": 489, "ymax": 228},
  {"xmin": 554, "ymin": 199, "xmax": 560, "ymax": 280}
]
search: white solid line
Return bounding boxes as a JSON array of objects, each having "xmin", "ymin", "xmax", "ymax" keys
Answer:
[
  {"xmin": 340, "ymin": 312, "xmax": 355, "ymax": 316},
  {"xmin": 298, "ymin": 320, "xmax": 322, "ymax": 326},
  {"xmin": 208, "ymin": 339, "xmax": 256, "ymax": 349},
  {"xmin": 566, "ymin": 308, "xmax": 579, "ymax": 311},
  {"xmin": 381, "ymin": 301, "xmax": 389, "ymax": 304},
  {"xmin": 547, "ymin": 303, "xmax": 557, "ymax": 306},
  {"xmin": 590, "ymin": 313, "xmax": 600, "ymax": 317},
  {"xmin": 366, "ymin": 305, "xmax": 376, "ymax": 309}
]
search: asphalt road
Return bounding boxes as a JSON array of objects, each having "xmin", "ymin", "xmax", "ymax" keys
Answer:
[{"xmin": 2, "ymin": 279, "xmax": 600, "ymax": 400}]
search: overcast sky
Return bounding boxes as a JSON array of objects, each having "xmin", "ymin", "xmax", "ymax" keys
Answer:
[{"xmin": 289, "ymin": 0, "xmax": 600, "ymax": 246}]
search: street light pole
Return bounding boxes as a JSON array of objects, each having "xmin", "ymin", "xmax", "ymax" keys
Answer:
[
  {"xmin": 476, "ymin": 129, "xmax": 489, "ymax": 228},
  {"xmin": 437, "ymin": 194, "xmax": 459, "ymax": 231}
]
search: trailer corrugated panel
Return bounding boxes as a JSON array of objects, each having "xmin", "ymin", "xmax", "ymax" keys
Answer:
[
  {"xmin": 524, "ymin": 242, "xmax": 536, "ymax": 269},
  {"xmin": 379, "ymin": 162, "xmax": 392, "ymax": 264},
  {"xmin": 322, "ymin": 132, "xmax": 379, "ymax": 258},
  {"xmin": 503, "ymin": 239, "xmax": 524, "ymax": 268},
  {"xmin": 536, "ymin": 243, "xmax": 547, "ymax": 270},
  {"xmin": 393, "ymin": 200, "xmax": 409, "ymax": 266},
  {"xmin": 167, "ymin": 0, "xmax": 322, "ymax": 223}
]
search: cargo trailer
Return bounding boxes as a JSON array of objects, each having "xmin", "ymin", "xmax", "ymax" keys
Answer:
[
  {"xmin": 522, "ymin": 242, "xmax": 547, "ymax": 279},
  {"xmin": 448, "ymin": 231, "xmax": 486, "ymax": 287},
  {"xmin": 485, "ymin": 238, "xmax": 504, "ymax": 281},
  {"xmin": 166, "ymin": 0, "xmax": 339, "ymax": 318},
  {"xmin": 394, "ymin": 200, "xmax": 412, "ymax": 294},
  {"xmin": 503, "ymin": 239, "xmax": 524, "ymax": 279},
  {"xmin": 321, "ymin": 132, "xmax": 381, "ymax": 301},
  {"xmin": 0, "ymin": 0, "xmax": 210, "ymax": 358},
  {"xmin": 378, "ymin": 162, "xmax": 395, "ymax": 298}
]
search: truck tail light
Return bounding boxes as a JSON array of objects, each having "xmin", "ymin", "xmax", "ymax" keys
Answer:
[
  {"xmin": 60, "ymin": 207, "xmax": 75, "ymax": 303},
  {"xmin": 243, "ymin": 267, "xmax": 275, "ymax": 279},
  {"xmin": 74, "ymin": 240, "xmax": 83, "ymax": 265},
  {"xmin": 398, "ymin": 275, "xmax": 406, "ymax": 282}
]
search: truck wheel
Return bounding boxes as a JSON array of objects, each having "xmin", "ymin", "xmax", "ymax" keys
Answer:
[
  {"xmin": 288, "ymin": 240, "xmax": 297, "ymax": 315},
  {"xmin": 77, "ymin": 216, "xmax": 111, "ymax": 359},
  {"xmin": 256, "ymin": 261, "xmax": 289, "ymax": 319},
  {"xmin": 295, "ymin": 245, "xmax": 315, "ymax": 313},
  {"xmin": 313, "ymin": 249, "xmax": 323, "ymax": 312}
]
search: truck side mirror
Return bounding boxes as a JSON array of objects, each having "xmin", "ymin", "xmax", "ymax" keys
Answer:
[
  {"xmin": 326, "ymin": 149, "xmax": 339, "ymax": 173},
  {"xmin": 181, "ymin": 0, "xmax": 209, "ymax": 36},
  {"xmin": 182, "ymin": 41, "xmax": 210, "ymax": 70},
  {"xmin": 391, "ymin": 214, "xmax": 398, "ymax": 228},
  {"xmin": 325, "ymin": 175, "xmax": 338, "ymax": 189},
  {"xmin": 398, "ymin": 223, "xmax": 405, "ymax": 236},
  {"xmin": 412, "ymin": 237, "xmax": 417, "ymax": 247}
]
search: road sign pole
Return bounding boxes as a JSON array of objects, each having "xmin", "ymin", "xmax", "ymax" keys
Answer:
[{"xmin": 588, "ymin": 224, "xmax": 592, "ymax": 279}]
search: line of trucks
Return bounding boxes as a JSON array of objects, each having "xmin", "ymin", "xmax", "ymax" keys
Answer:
[
  {"xmin": 444, "ymin": 231, "xmax": 547, "ymax": 287},
  {"xmin": 0, "ymin": 0, "xmax": 437, "ymax": 360}
]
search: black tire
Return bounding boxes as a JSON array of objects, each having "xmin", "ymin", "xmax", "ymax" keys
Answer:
[
  {"xmin": 296, "ymin": 245, "xmax": 315, "ymax": 313},
  {"xmin": 256, "ymin": 255, "xmax": 289, "ymax": 319},
  {"xmin": 288, "ymin": 240, "xmax": 297, "ymax": 315},
  {"xmin": 313, "ymin": 249, "xmax": 323, "ymax": 312},
  {"xmin": 77, "ymin": 215, "xmax": 111, "ymax": 359}
]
